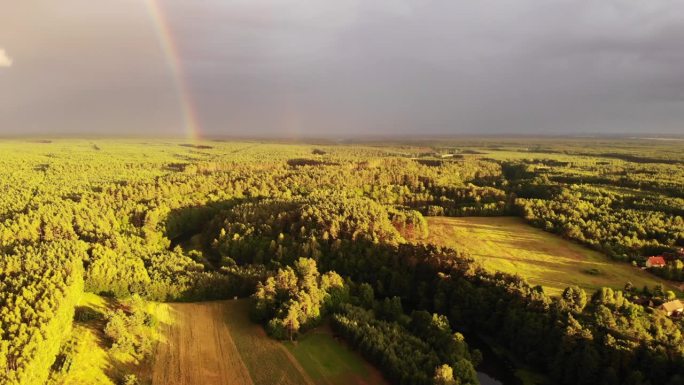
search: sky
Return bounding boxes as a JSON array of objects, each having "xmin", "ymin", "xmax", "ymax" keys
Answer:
[{"xmin": 1, "ymin": 0, "xmax": 684, "ymax": 138}]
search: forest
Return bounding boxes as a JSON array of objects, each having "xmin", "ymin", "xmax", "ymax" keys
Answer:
[{"xmin": 0, "ymin": 138, "xmax": 683, "ymax": 385}]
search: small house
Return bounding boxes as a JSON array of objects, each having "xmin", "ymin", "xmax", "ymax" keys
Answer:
[
  {"xmin": 660, "ymin": 299, "xmax": 684, "ymax": 316},
  {"xmin": 646, "ymin": 256, "xmax": 666, "ymax": 268}
]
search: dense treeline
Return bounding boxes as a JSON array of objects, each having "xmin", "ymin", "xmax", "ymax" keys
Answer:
[
  {"xmin": 518, "ymin": 187, "xmax": 684, "ymax": 257},
  {"xmin": 509, "ymin": 165, "xmax": 684, "ymax": 260},
  {"xmin": 332, "ymin": 305, "xmax": 478, "ymax": 385},
  {"xmin": 0, "ymin": 241, "xmax": 85, "ymax": 385}
]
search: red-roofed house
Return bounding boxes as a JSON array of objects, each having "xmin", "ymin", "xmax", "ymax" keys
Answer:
[{"xmin": 646, "ymin": 256, "xmax": 666, "ymax": 268}]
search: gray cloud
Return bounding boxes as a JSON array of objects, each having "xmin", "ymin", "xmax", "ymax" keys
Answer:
[{"xmin": 1, "ymin": 0, "xmax": 683, "ymax": 137}]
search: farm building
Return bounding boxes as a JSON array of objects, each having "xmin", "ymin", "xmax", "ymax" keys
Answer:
[
  {"xmin": 646, "ymin": 256, "xmax": 666, "ymax": 268},
  {"xmin": 660, "ymin": 300, "xmax": 684, "ymax": 317}
]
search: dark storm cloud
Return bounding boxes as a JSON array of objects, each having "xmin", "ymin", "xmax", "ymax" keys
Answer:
[{"xmin": 1, "ymin": 0, "xmax": 683, "ymax": 137}]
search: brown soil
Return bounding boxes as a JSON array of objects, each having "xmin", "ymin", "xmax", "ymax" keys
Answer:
[{"xmin": 152, "ymin": 302, "xmax": 254, "ymax": 385}]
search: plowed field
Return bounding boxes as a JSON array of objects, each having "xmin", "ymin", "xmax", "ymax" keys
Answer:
[{"xmin": 152, "ymin": 302, "xmax": 255, "ymax": 385}]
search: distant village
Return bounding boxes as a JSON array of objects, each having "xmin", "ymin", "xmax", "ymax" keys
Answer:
[{"xmin": 639, "ymin": 247, "xmax": 684, "ymax": 317}]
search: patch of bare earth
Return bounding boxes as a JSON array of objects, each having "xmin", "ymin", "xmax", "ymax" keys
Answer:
[{"xmin": 152, "ymin": 302, "xmax": 254, "ymax": 385}]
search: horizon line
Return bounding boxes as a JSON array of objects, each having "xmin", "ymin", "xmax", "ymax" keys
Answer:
[{"xmin": 0, "ymin": 132, "xmax": 682, "ymax": 142}]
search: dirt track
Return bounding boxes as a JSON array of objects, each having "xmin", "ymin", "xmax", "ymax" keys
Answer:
[{"xmin": 152, "ymin": 302, "xmax": 254, "ymax": 385}]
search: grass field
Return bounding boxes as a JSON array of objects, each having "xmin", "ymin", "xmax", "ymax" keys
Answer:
[
  {"xmin": 284, "ymin": 326, "xmax": 388, "ymax": 385},
  {"xmin": 211, "ymin": 300, "xmax": 311, "ymax": 385},
  {"xmin": 424, "ymin": 216, "xmax": 678, "ymax": 296},
  {"xmin": 152, "ymin": 299, "xmax": 387, "ymax": 385}
]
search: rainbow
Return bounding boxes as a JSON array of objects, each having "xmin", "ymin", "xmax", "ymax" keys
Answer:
[{"xmin": 144, "ymin": 0, "xmax": 202, "ymax": 141}]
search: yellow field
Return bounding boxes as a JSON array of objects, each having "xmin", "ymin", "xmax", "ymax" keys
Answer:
[
  {"xmin": 152, "ymin": 302, "xmax": 255, "ymax": 385},
  {"xmin": 152, "ymin": 300, "xmax": 386, "ymax": 385},
  {"xmin": 424, "ymin": 216, "xmax": 678, "ymax": 296}
]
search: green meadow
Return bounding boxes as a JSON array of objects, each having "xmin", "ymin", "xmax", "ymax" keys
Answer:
[
  {"xmin": 285, "ymin": 326, "xmax": 388, "ymax": 385},
  {"xmin": 425, "ymin": 216, "xmax": 679, "ymax": 296}
]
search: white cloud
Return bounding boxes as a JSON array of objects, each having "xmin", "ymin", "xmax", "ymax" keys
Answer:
[{"xmin": 0, "ymin": 49, "xmax": 13, "ymax": 67}]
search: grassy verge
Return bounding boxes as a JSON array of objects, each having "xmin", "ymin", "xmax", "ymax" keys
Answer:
[{"xmin": 47, "ymin": 293, "xmax": 157, "ymax": 385}]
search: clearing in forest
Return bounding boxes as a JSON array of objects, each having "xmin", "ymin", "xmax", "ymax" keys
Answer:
[
  {"xmin": 425, "ymin": 216, "xmax": 678, "ymax": 296},
  {"xmin": 152, "ymin": 300, "xmax": 387, "ymax": 385}
]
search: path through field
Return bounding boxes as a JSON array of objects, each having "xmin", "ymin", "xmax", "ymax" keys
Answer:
[
  {"xmin": 153, "ymin": 300, "xmax": 377, "ymax": 385},
  {"xmin": 152, "ymin": 302, "xmax": 255, "ymax": 385}
]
